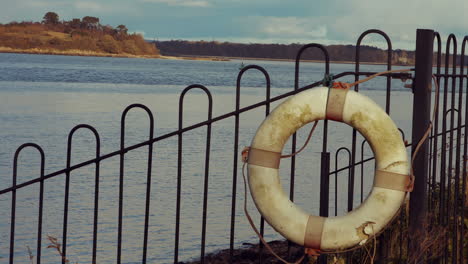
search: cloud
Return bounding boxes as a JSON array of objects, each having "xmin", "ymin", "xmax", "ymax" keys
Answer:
[
  {"xmin": 324, "ymin": 0, "xmax": 468, "ymax": 49},
  {"xmin": 17, "ymin": 0, "xmax": 67, "ymax": 9},
  {"xmin": 74, "ymin": 1, "xmax": 105, "ymax": 12},
  {"xmin": 256, "ymin": 17, "xmax": 327, "ymax": 39},
  {"xmin": 141, "ymin": 0, "xmax": 211, "ymax": 7},
  {"xmin": 28, "ymin": 1, "xmax": 55, "ymax": 8}
]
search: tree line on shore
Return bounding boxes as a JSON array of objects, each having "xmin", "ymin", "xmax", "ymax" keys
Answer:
[
  {"xmin": 154, "ymin": 40, "xmax": 414, "ymax": 65},
  {"xmin": 0, "ymin": 12, "xmax": 159, "ymax": 56},
  {"xmin": 155, "ymin": 40, "xmax": 468, "ymax": 66}
]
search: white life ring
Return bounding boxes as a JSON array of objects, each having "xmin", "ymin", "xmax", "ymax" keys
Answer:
[{"xmin": 247, "ymin": 86, "xmax": 410, "ymax": 251}]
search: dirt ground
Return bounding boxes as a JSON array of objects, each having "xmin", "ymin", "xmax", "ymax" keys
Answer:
[{"xmin": 181, "ymin": 240, "xmax": 310, "ymax": 264}]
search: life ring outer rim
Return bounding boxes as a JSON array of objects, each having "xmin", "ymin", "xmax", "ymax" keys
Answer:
[{"xmin": 247, "ymin": 86, "xmax": 409, "ymax": 250}]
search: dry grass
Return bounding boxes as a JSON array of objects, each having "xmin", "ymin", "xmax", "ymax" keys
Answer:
[
  {"xmin": 0, "ymin": 22, "xmax": 159, "ymax": 56},
  {"xmin": 26, "ymin": 245, "xmax": 34, "ymax": 264},
  {"xmin": 46, "ymin": 235, "xmax": 77, "ymax": 264},
  {"xmin": 45, "ymin": 31, "xmax": 70, "ymax": 40},
  {"xmin": 0, "ymin": 46, "xmax": 160, "ymax": 59},
  {"xmin": 179, "ymin": 208, "xmax": 460, "ymax": 264},
  {"xmin": 406, "ymin": 216, "xmax": 448, "ymax": 263}
]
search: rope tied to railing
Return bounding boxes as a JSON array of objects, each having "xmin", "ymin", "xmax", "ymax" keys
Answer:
[{"xmin": 240, "ymin": 68, "xmax": 440, "ymax": 263}]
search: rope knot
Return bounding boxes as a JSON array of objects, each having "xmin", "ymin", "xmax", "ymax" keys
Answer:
[
  {"xmin": 241, "ymin": 147, "xmax": 250, "ymax": 163},
  {"xmin": 321, "ymin": 73, "xmax": 334, "ymax": 87},
  {"xmin": 332, "ymin": 82, "xmax": 351, "ymax": 90},
  {"xmin": 305, "ymin": 248, "xmax": 321, "ymax": 257}
]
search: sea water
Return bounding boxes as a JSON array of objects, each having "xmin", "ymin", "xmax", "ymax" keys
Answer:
[{"xmin": 0, "ymin": 53, "xmax": 415, "ymax": 263}]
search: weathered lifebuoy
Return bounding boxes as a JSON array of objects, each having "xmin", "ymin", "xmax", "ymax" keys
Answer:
[{"xmin": 247, "ymin": 86, "xmax": 411, "ymax": 251}]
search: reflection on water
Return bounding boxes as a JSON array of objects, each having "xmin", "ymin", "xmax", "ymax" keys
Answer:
[{"xmin": 0, "ymin": 53, "xmax": 414, "ymax": 263}]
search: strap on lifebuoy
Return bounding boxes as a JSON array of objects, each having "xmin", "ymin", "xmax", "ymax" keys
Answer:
[
  {"xmin": 326, "ymin": 85, "xmax": 349, "ymax": 121},
  {"xmin": 374, "ymin": 170, "xmax": 413, "ymax": 192},
  {"xmin": 304, "ymin": 215, "xmax": 325, "ymax": 249},
  {"xmin": 246, "ymin": 147, "xmax": 281, "ymax": 169}
]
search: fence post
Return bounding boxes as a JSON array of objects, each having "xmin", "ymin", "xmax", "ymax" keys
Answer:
[
  {"xmin": 319, "ymin": 152, "xmax": 330, "ymax": 218},
  {"xmin": 317, "ymin": 152, "xmax": 330, "ymax": 264},
  {"xmin": 409, "ymin": 29, "xmax": 434, "ymax": 253}
]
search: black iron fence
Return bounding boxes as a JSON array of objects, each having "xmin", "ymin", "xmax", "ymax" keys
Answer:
[{"xmin": 1, "ymin": 29, "xmax": 467, "ymax": 264}]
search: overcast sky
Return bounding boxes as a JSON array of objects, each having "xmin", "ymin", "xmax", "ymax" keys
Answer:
[{"xmin": 1, "ymin": 0, "xmax": 467, "ymax": 50}]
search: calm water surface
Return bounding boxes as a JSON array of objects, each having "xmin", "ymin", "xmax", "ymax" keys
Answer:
[{"xmin": 0, "ymin": 53, "xmax": 414, "ymax": 263}]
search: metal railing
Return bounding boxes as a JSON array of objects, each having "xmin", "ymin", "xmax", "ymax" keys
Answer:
[{"xmin": 1, "ymin": 29, "xmax": 467, "ymax": 264}]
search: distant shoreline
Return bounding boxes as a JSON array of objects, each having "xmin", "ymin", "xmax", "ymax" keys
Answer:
[
  {"xmin": 0, "ymin": 46, "xmax": 160, "ymax": 59},
  {"xmin": 161, "ymin": 54, "xmax": 416, "ymax": 66},
  {"xmin": 0, "ymin": 46, "xmax": 416, "ymax": 66},
  {"xmin": 181, "ymin": 54, "xmax": 399, "ymax": 65},
  {"xmin": 0, "ymin": 47, "xmax": 229, "ymax": 61}
]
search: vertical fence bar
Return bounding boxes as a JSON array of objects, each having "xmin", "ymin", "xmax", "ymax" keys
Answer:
[
  {"xmin": 319, "ymin": 53, "xmax": 331, "ymax": 263},
  {"xmin": 90, "ymin": 128, "xmax": 101, "ymax": 264},
  {"xmin": 229, "ymin": 67, "xmax": 243, "ymax": 263},
  {"xmin": 232, "ymin": 66, "xmax": 272, "ymax": 264},
  {"xmin": 354, "ymin": 30, "xmax": 393, "ymax": 263},
  {"xmin": 319, "ymin": 153, "xmax": 330, "ymax": 218},
  {"xmin": 429, "ymin": 37, "xmax": 442, "ymax": 264},
  {"xmin": 117, "ymin": 114, "xmax": 125, "ymax": 264},
  {"xmin": 199, "ymin": 89, "xmax": 213, "ymax": 264},
  {"xmin": 9, "ymin": 160, "xmax": 16, "ymax": 264},
  {"xmin": 317, "ymin": 152, "xmax": 329, "ymax": 264},
  {"xmin": 118, "ymin": 104, "xmax": 154, "ymax": 264},
  {"xmin": 294, "ymin": 44, "xmax": 330, "ymax": 210},
  {"xmin": 428, "ymin": 129, "xmax": 434, "ymax": 211},
  {"xmin": 253, "ymin": 67, "xmax": 270, "ymax": 264},
  {"xmin": 453, "ymin": 62, "xmax": 463, "ymax": 264},
  {"xmin": 441, "ymin": 35, "xmax": 458, "ymax": 263},
  {"xmin": 440, "ymin": 50, "xmax": 450, "ymax": 230},
  {"xmin": 446, "ymin": 35, "xmax": 459, "ymax": 264},
  {"xmin": 65, "ymin": 125, "xmax": 101, "ymax": 264},
  {"xmin": 443, "ymin": 36, "xmax": 457, "ymax": 264},
  {"xmin": 229, "ymin": 65, "xmax": 270, "ymax": 263},
  {"xmin": 409, "ymin": 28, "xmax": 434, "ymax": 255},
  {"xmin": 36, "ymin": 147, "xmax": 45, "ymax": 264},
  {"xmin": 140, "ymin": 107, "xmax": 154, "ymax": 264},
  {"xmin": 10, "ymin": 144, "xmax": 45, "ymax": 264},
  {"xmin": 175, "ymin": 107, "xmax": 183, "ymax": 264},
  {"xmin": 294, "ymin": 43, "xmax": 329, "ymax": 264},
  {"xmin": 63, "ymin": 136, "xmax": 73, "ymax": 264},
  {"xmin": 335, "ymin": 148, "xmax": 352, "ymax": 215},
  {"xmin": 354, "ymin": 31, "xmax": 393, "ymax": 216},
  {"xmin": 360, "ymin": 140, "xmax": 368, "ymax": 203},
  {"xmin": 460, "ymin": 36, "xmax": 468, "ymax": 264},
  {"xmin": 431, "ymin": 33, "xmax": 442, "ymax": 220},
  {"xmin": 175, "ymin": 86, "xmax": 212, "ymax": 264}
]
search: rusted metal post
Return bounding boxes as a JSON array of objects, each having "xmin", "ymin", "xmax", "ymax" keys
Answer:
[
  {"xmin": 409, "ymin": 29, "xmax": 434, "ymax": 253},
  {"xmin": 319, "ymin": 152, "xmax": 330, "ymax": 218},
  {"xmin": 317, "ymin": 152, "xmax": 330, "ymax": 264}
]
